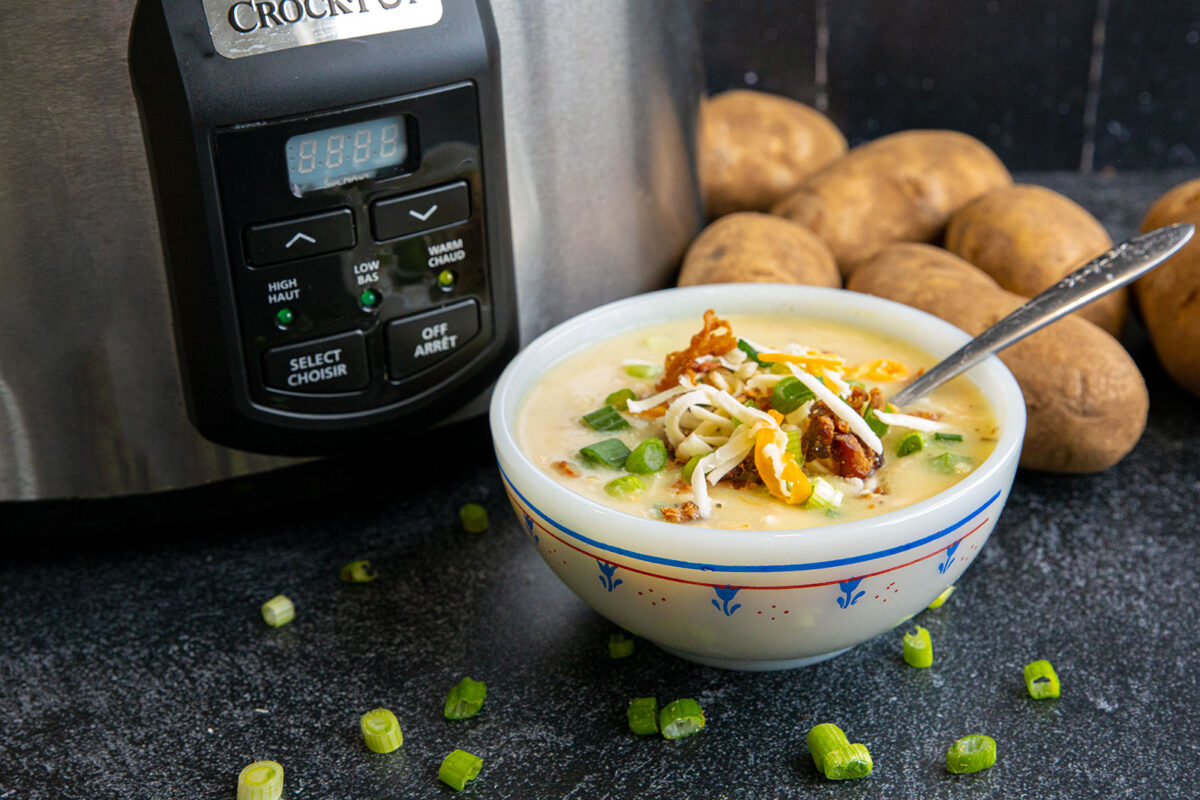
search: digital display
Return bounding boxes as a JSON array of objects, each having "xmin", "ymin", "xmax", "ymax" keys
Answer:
[{"xmin": 286, "ymin": 116, "xmax": 409, "ymax": 195}]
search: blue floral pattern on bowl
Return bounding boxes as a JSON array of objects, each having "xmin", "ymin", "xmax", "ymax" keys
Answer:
[
  {"xmin": 597, "ymin": 560, "xmax": 623, "ymax": 592},
  {"xmin": 837, "ymin": 578, "xmax": 865, "ymax": 609},
  {"xmin": 711, "ymin": 585, "xmax": 742, "ymax": 616}
]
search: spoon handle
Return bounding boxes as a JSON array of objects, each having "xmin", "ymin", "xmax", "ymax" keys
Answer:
[{"xmin": 890, "ymin": 222, "xmax": 1195, "ymax": 407}]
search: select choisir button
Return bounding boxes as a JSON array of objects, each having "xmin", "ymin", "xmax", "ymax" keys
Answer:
[
  {"xmin": 262, "ymin": 331, "xmax": 370, "ymax": 394},
  {"xmin": 386, "ymin": 300, "xmax": 480, "ymax": 380}
]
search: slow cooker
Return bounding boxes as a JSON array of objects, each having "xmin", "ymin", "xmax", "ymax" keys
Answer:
[{"xmin": 0, "ymin": 0, "xmax": 703, "ymax": 500}]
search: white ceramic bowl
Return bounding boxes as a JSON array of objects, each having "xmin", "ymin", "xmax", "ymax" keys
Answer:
[{"xmin": 489, "ymin": 284, "xmax": 1025, "ymax": 671}]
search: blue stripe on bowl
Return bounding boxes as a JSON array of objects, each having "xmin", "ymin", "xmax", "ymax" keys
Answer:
[{"xmin": 498, "ymin": 462, "xmax": 1000, "ymax": 574}]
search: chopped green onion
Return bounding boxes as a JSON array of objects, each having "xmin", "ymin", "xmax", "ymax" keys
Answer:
[
  {"xmin": 946, "ymin": 734, "xmax": 997, "ymax": 774},
  {"xmin": 823, "ymin": 743, "xmax": 874, "ymax": 780},
  {"xmin": 863, "ymin": 406, "xmax": 889, "ymax": 438},
  {"xmin": 580, "ymin": 438, "xmax": 631, "ymax": 469},
  {"xmin": 927, "ymin": 585, "xmax": 955, "ymax": 609},
  {"xmin": 769, "ymin": 361, "xmax": 793, "ymax": 375},
  {"xmin": 444, "ymin": 677, "xmax": 487, "ymax": 720},
  {"xmin": 359, "ymin": 708, "xmax": 403, "ymax": 753},
  {"xmin": 737, "ymin": 338, "xmax": 764, "ymax": 365},
  {"xmin": 438, "ymin": 749, "xmax": 483, "ymax": 791},
  {"xmin": 771, "ymin": 376, "xmax": 815, "ymax": 414},
  {"xmin": 625, "ymin": 364, "xmax": 661, "ymax": 379},
  {"xmin": 804, "ymin": 477, "xmax": 844, "ymax": 511},
  {"xmin": 627, "ymin": 697, "xmax": 659, "ymax": 735},
  {"xmin": 934, "ymin": 432, "xmax": 964, "ymax": 441},
  {"xmin": 459, "ymin": 503, "xmax": 490, "ymax": 533},
  {"xmin": 928, "ymin": 452, "xmax": 972, "ymax": 474},
  {"xmin": 807, "ymin": 723, "xmax": 862, "ymax": 776},
  {"xmin": 897, "ymin": 431, "xmax": 926, "ymax": 457},
  {"xmin": 261, "ymin": 595, "xmax": 294, "ymax": 628},
  {"xmin": 238, "ymin": 760, "xmax": 284, "ymax": 800},
  {"xmin": 902, "ymin": 625, "xmax": 933, "ymax": 668},
  {"xmin": 785, "ymin": 429, "xmax": 805, "ymax": 458},
  {"xmin": 1024, "ymin": 659, "xmax": 1061, "ymax": 699},
  {"xmin": 605, "ymin": 388, "xmax": 636, "ymax": 410},
  {"xmin": 659, "ymin": 698, "xmax": 705, "ymax": 740},
  {"xmin": 582, "ymin": 405, "xmax": 631, "ymax": 431},
  {"xmin": 681, "ymin": 454, "xmax": 704, "ymax": 482},
  {"xmin": 626, "ymin": 438, "xmax": 668, "ymax": 473},
  {"xmin": 608, "ymin": 632, "xmax": 635, "ymax": 659},
  {"xmin": 339, "ymin": 560, "xmax": 377, "ymax": 583},
  {"xmin": 605, "ymin": 475, "xmax": 645, "ymax": 497}
]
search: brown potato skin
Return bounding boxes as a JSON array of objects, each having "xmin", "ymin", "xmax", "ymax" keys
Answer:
[
  {"xmin": 847, "ymin": 244, "xmax": 1148, "ymax": 473},
  {"xmin": 772, "ymin": 130, "xmax": 1012, "ymax": 276},
  {"xmin": 1138, "ymin": 178, "xmax": 1200, "ymax": 398},
  {"xmin": 677, "ymin": 212, "xmax": 841, "ymax": 288},
  {"xmin": 945, "ymin": 184, "xmax": 1124, "ymax": 337},
  {"xmin": 698, "ymin": 90, "xmax": 847, "ymax": 219}
]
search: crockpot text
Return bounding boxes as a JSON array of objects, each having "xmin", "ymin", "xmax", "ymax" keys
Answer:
[{"xmin": 227, "ymin": 0, "xmax": 418, "ymax": 34}]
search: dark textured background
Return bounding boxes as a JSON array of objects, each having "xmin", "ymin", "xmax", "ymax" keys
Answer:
[
  {"xmin": 702, "ymin": 0, "xmax": 1200, "ymax": 170},
  {"xmin": 2, "ymin": 171, "xmax": 1199, "ymax": 799}
]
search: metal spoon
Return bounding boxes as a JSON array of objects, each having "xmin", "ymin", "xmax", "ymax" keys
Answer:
[{"xmin": 890, "ymin": 222, "xmax": 1195, "ymax": 407}]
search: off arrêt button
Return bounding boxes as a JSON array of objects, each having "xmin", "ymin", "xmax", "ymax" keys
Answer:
[
  {"xmin": 386, "ymin": 299, "xmax": 480, "ymax": 380},
  {"xmin": 262, "ymin": 330, "xmax": 370, "ymax": 394}
]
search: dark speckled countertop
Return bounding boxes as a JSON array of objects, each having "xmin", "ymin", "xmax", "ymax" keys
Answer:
[{"xmin": 2, "ymin": 170, "xmax": 1199, "ymax": 800}]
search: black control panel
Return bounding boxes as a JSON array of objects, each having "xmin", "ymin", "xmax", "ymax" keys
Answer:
[{"xmin": 129, "ymin": 0, "xmax": 517, "ymax": 454}]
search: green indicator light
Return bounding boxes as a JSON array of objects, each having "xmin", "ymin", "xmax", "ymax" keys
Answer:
[
  {"xmin": 275, "ymin": 307, "xmax": 294, "ymax": 328},
  {"xmin": 359, "ymin": 289, "xmax": 380, "ymax": 309},
  {"xmin": 437, "ymin": 269, "xmax": 456, "ymax": 290}
]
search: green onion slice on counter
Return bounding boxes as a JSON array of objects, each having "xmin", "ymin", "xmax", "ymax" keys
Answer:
[
  {"xmin": 260, "ymin": 595, "xmax": 294, "ymax": 628},
  {"xmin": 605, "ymin": 388, "xmax": 636, "ymax": 410},
  {"xmin": 946, "ymin": 734, "xmax": 997, "ymax": 774},
  {"xmin": 237, "ymin": 760, "xmax": 284, "ymax": 800},
  {"xmin": 339, "ymin": 560, "xmax": 377, "ymax": 583},
  {"xmin": 625, "ymin": 363, "xmax": 661, "ymax": 379},
  {"xmin": 438, "ymin": 749, "xmax": 483, "ymax": 791},
  {"xmin": 897, "ymin": 431, "xmax": 926, "ymax": 457},
  {"xmin": 902, "ymin": 625, "xmax": 933, "ymax": 668},
  {"xmin": 934, "ymin": 432, "xmax": 964, "ymax": 441},
  {"xmin": 681, "ymin": 454, "xmax": 704, "ymax": 483},
  {"xmin": 608, "ymin": 632, "xmax": 635, "ymax": 659},
  {"xmin": 605, "ymin": 475, "xmax": 645, "ymax": 497},
  {"xmin": 444, "ymin": 677, "xmax": 487, "ymax": 720},
  {"xmin": 627, "ymin": 697, "xmax": 659, "ymax": 735},
  {"xmin": 582, "ymin": 405, "xmax": 631, "ymax": 431},
  {"xmin": 927, "ymin": 585, "xmax": 955, "ymax": 609},
  {"xmin": 770, "ymin": 376, "xmax": 815, "ymax": 414},
  {"xmin": 626, "ymin": 438, "xmax": 668, "ymax": 473},
  {"xmin": 1024, "ymin": 659, "xmax": 1061, "ymax": 699},
  {"xmin": 459, "ymin": 503, "xmax": 490, "ymax": 533},
  {"xmin": 822, "ymin": 743, "xmax": 874, "ymax": 780},
  {"xmin": 806, "ymin": 723, "xmax": 850, "ymax": 774},
  {"xmin": 359, "ymin": 708, "xmax": 403, "ymax": 753},
  {"xmin": 659, "ymin": 698, "xmax": 706, "ymax": 739},
  {"xmin": 581, "ymin": 438, "xmax": 631, "ymax": 469}
]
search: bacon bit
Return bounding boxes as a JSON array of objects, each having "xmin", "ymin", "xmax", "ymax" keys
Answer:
[
  {"xmin": 847, "ymin": 358, "xmax": 909, "ymax": 382},
  {"xmin": 802, "ymin": 401, "xmax": 883, "ymax": 478},
  {"xmin": 552, "ymin": 460, "xmax": 579, "ymax": 477},
  {"xmin": 660, "ymin": 501, "xmax": 702, "ymax": 524},
  {"xmin": 670, "ymin": 479, "xmax": 691, "ymax": 495},
  {"xmin": 656, "ymin": 310, "xmax": 737, "ymax": 391}
]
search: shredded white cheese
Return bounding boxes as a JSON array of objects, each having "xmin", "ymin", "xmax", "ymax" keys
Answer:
[
  {"xmin": 784, "ymin": 363, "xmax": 884, "ymax": 454},
  {"xmin": 871, "ymin": 410, "xmax": 948, "ymax": 432},
  {"xmin": 624, "ymin": 384, "xmax": 688, "ymax": 413}
]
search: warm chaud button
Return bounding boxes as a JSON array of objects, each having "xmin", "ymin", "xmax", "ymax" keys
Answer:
[
  {"xmin": 385, "ymin": 300, "xmax": 480, "ymax": 380},
  {"xmin": 262, "ymin": 331, "xmax": 370, "ymax": 394}
]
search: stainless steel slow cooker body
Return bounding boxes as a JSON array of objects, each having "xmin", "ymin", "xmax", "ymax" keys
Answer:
[{"xmin": 0, "ymin": 0, "xmax": 702, "ymax": 500}]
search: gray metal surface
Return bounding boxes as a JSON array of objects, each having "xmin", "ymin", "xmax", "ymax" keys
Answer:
[
  {"xmin": 0, "ymin": 0, "xmax": 703, "ymax": 500},
  {"xmin": 891, "ymin": 224, "xmax": 1195, "ymax": 407}
]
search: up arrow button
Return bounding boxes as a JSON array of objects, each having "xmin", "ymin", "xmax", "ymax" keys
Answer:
[{"xmin": 244, "ymin": 208, "xmax": 356, "ymax": 267}]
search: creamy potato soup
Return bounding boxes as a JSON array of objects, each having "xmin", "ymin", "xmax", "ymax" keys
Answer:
[{"xmin": 517, "ymin": 311, "xmax": 998, "ymax": 530}]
